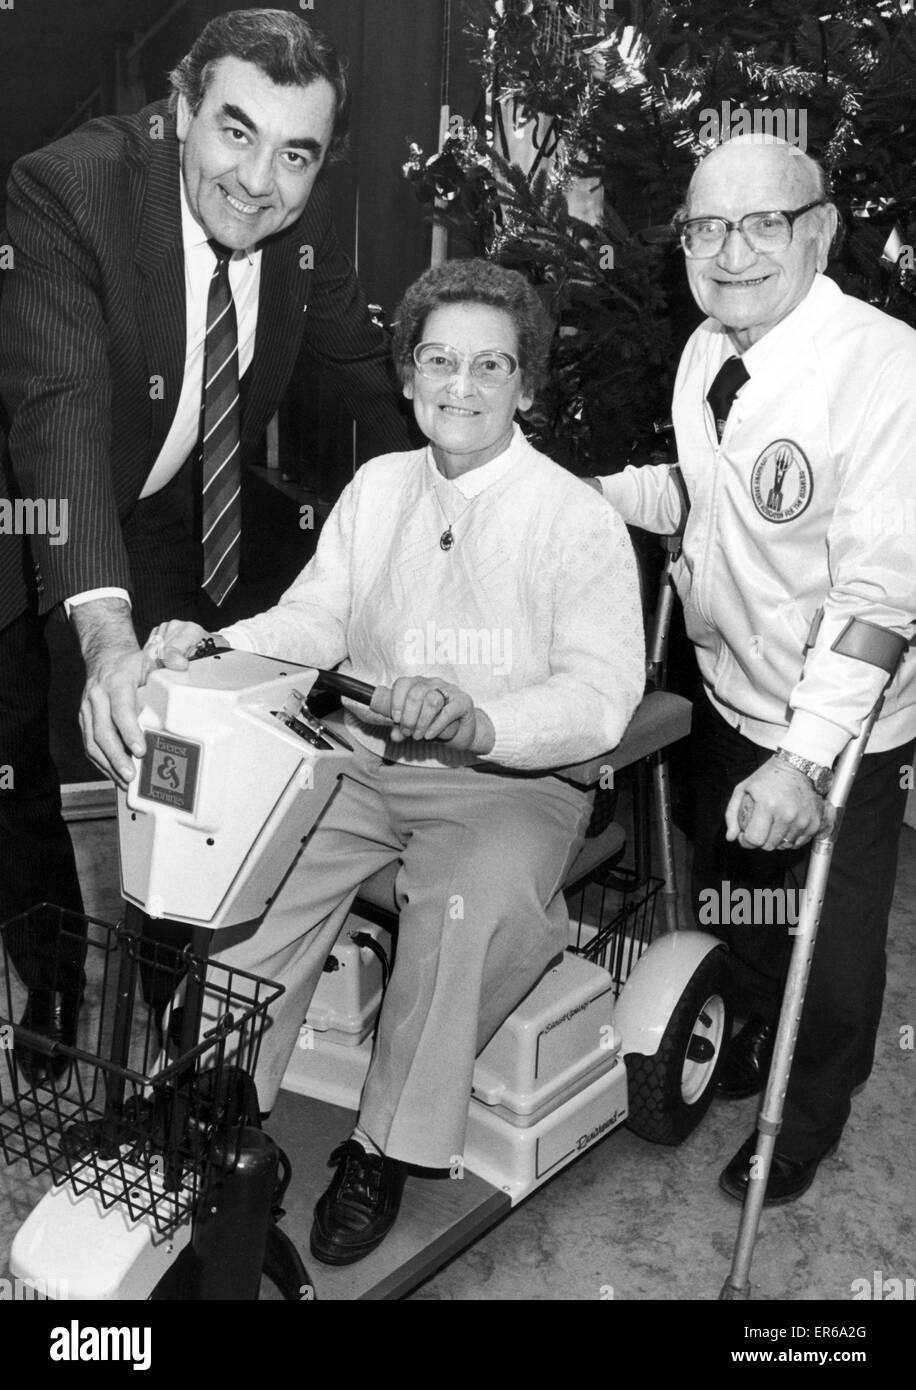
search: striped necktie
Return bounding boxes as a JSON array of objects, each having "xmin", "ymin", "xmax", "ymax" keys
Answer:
[
  {"xmin": 200, "ymin": 242, "xmax": 241, "ymax": 606},
  {"xmin": 706, "ymin": 355, "xmax": 749, "ymax": 441}
]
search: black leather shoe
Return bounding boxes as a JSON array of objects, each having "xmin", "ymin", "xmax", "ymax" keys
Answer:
[
  {"xmin": 16, "ymin": 987, "xmax": 81, "ymax": 1087},
  {"xmin": 719, "ymin": 1132, "xmax": 836, "ymax": 1206},
  {"xmin": 716, "ymin": 1015, "xmax": 774, "ymax": 1099},
  {"xmin": 310, "ymin": 1139, "xmax": 407, "ymax": 1266}
]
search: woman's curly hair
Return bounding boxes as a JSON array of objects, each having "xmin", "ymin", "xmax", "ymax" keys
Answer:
[{"xmin": 392, "ymin": 259, "xmax": 554, "ymax": 397}]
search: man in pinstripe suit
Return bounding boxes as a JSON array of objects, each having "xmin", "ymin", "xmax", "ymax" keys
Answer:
[{"xmin": 0, "ymin": 10, "xmax": 410, "ymax": 1080}]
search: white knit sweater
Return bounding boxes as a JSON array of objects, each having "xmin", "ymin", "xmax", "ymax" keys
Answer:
[{"xmin": 220, "ymin": 426, "xmax": 645, "ymax": 770}]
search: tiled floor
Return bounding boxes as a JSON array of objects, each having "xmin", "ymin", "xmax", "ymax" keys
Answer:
[{"xmin": 2, "ymin": 808, "xmax": 914, "ymax": 1301}]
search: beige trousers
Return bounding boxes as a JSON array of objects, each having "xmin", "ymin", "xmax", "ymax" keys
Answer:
[{"xmin": 204, "ymin": 730, "xmax": 591, "ymax": 1168}]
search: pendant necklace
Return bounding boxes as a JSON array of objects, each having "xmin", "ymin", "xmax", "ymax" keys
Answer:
[{"xmin": 433, "ymin": 485, "xmax": 477, "ymax": 551}]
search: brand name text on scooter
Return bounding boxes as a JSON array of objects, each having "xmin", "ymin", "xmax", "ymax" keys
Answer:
[{"xmin": 49, "ymin": 1321, "xmax": 151, "ymax": 1372}]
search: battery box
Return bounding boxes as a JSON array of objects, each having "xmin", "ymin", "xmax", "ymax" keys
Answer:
[
  {"xmin": 282, "ymin": 944, "xmax": 621, "ymax": 1123},
  {"xmin": 463, "ymin": 1060, "xmax": 628, "ymax": 1204},
  {"xmin": 471, "ymin": 954, "xmax": 620, "ymax": 1126},
  {"xmin": 304, "ymin": 917, "xmax": 389, "ymax": 1047},
  {"xmin": 280, "ymin": 1026, "xmax": 628, "ymax": 1205}
]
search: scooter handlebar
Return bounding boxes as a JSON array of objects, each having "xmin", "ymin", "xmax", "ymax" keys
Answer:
[
  {"xmin": 312, "ymin": 669, "xmax": 376, "ymax": 707},
  {"xmin": 187, "ymin": 637, "xmax": 378, "ymax": 707}
]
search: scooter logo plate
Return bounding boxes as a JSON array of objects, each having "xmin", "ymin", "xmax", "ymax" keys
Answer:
[{"xmin": 137, "ymin": 733, "xmax": 202, "ymax": 813}]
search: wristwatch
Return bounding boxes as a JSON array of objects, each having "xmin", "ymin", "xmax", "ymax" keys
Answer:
[{"xmin": 774, "ymin": 748, "xmax": 833, "ymax": 796}]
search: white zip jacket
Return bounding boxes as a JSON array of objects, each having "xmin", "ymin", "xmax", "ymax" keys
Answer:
[{"xmin": 600, "ymin": 273, "xmax": 916, "ymax": 764}]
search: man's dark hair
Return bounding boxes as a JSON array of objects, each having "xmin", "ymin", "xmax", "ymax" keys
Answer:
[
  {"xmin": 392, "ymin": 258, "xmax": 555, "ymax": 397},
  {"xmin": 168, "ymin": 8, "xmax": 349, "ymax": 161}
]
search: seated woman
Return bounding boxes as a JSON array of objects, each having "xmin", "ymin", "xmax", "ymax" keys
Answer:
[{"xmin": 143, "ymin": 259, "xmax": 644, "ymax": 1266}]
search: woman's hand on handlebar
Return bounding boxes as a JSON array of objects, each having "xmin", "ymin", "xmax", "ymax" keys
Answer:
[
  {"xmin": 370, "ymin": 676, "xmax": 495, "ymax": 754},
  {"xmin": 140, "ymin": 621, "xmax": 213, "ymax": 685}
]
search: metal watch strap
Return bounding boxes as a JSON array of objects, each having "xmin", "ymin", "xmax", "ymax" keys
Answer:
[{"xmin": 774, "ymin": 747, "xmax": 832, "ymax": 795}]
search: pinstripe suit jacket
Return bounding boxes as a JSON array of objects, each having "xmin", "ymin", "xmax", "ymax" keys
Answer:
[{"xmin": 0, "ymin": 101, "xmax": 410, "ymax": 630}]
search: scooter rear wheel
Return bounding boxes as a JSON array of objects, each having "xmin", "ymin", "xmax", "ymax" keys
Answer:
[{"xmin": 625, "ymin": 951, "xmax": 731, "ymax": 1145}]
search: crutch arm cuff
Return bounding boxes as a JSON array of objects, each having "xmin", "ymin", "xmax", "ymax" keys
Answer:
[{"xmin": 830, "ymin": 618, "xmax": 909, "ymax": 675}]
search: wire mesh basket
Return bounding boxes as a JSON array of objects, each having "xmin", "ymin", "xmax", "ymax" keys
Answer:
[
  {"xmin": 566, "ymin": 872, "xmax": 663, "ymax": 998},
  {"xmin": 0, "ymin": 904, "xmax": 283, "ymax": 1236}
]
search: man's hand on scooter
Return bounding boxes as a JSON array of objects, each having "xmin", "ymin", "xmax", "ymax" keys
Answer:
[
  {"xmin": 80, "ymin": 645, "xmax": 147, "ymax": 788},
  {"xmin": 72, "ymin": 597, "xmax": 149, "ymax": 787}
]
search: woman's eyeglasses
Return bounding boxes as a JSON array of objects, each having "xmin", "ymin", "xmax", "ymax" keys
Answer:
[{"xmin": 413, "ymin": 342, "xmax": 520, "ymax": 385}]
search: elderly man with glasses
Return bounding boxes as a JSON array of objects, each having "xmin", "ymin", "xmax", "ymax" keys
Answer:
[{"xmin": 592, "ymin": 133, "xmax": 916, "ymax": 1204}]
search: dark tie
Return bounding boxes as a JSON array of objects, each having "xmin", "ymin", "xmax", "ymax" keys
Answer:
[
  {"xmin": 200, "ymin": 243, "xmax": 241, "ymax": 606},
  {"xmin": 706, "ymin": 355, "xmax": 749, "ymax": 441}
]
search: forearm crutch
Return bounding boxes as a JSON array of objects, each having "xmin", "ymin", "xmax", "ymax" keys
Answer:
[
  {"xmin": 648, "ymin": 464, "xmax": 691, "ymax": 936},
  {"xmin": 720, "ymin": 618, "xmax": 909, "ymax": 1300},
  {"xmin": 646, "ymin": 529, "xmax": 685, "ymax": 936}
]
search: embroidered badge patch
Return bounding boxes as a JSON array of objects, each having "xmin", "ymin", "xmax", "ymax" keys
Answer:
[{"xmin": 750, "ymin": 439, "xmax": 813, "ymax": 523}]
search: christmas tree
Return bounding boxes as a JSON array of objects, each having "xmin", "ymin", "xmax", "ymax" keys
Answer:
[{"xmin": 406, "ymin": 0, "xmax": 916, "ymax": 473}]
